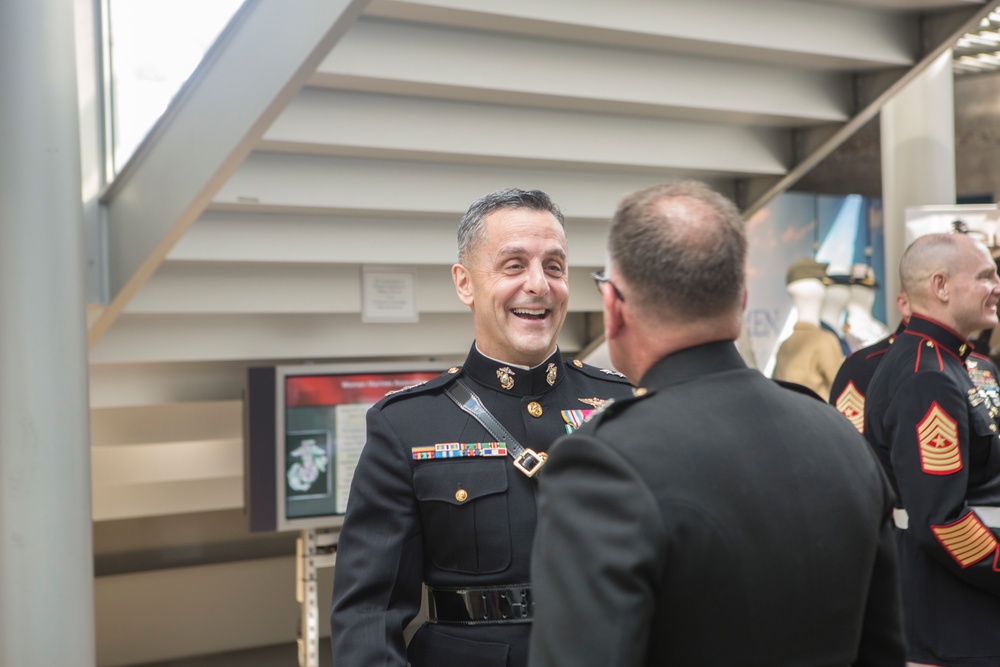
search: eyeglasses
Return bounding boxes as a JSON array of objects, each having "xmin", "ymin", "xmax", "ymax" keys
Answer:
[{"xmin": 591, "ymin": 271, "xmax": 625, "ymax": 302}]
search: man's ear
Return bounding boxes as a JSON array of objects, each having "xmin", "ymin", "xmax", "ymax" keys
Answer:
[
  {"xmin": 603, "ymin": 284, "xmax": 625, "ymax": 341},
  {"xmin": 930, "ymin": 272, "xmax": 949, "ymax": 303},
  {"xmin": 452, "ymin": 263, "xmax": 475, "ymax": 307}
]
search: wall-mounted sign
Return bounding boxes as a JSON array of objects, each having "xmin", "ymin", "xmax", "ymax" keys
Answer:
[{"xmin": 361, "ymin": 266, "xmax": 418, "ymax": 323}]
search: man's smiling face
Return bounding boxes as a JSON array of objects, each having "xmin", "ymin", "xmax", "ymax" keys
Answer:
[{"xmin": 453, "ymin": 207, "xmax": 569, "ymax": 367}]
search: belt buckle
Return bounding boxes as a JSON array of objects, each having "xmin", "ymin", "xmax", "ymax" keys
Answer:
[
  {"xmin": 512, "ymin": 449, "xmax": 547, "ymax": 477},
  {"xmin": 499, "ymin": 587, "xmax": 533, "ymax": 620}
]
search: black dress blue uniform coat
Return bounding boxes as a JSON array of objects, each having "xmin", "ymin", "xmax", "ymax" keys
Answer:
[
  {"xmin": 832, "ymin": 320, "xmax": 1000, "ymax": 438},
  {"xmin": 865, "ymin": 315, "xmax": 1000, "ymax": 666},
  {"xmin": 529, "ymin": 341, "xmax": 904, "ymax": 667},
  {"xmin": 830, "ymin": 322, "xmax": 904, "ymax": 432},
  {"xmin": 330, "ymin": 344, "xmax": 633, "ymax": 667}
]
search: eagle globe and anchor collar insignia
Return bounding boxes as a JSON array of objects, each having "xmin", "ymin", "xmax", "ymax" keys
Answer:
[{"xmin": 497, "ymin": 366, "xmax": 515, "ymax": 390}]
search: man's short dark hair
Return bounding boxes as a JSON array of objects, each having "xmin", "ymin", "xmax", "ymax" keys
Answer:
[
  {"xmin": 609, "ymin": 180, "xmax": 746, "ymax": 320},
  {"xmin": 457, "ymin": 188, "xmax": 565, "ymax": 263}
]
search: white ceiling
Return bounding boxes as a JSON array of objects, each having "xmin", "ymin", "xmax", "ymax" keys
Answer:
[{"xmin": 87, "ymin": 0, "xmax": 993, "ymax": 521}]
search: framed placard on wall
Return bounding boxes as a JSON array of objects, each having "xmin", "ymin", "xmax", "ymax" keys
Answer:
[{"xmin": 362, "ymin": 266, "xmax": 418, "ymax": 323}]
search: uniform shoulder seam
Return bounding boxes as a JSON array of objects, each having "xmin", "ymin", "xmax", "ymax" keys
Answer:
[
  {"xmin": 565, "ymin": 359, "xmax": 631, "ymax": 384},
  {"xmin": 376, "ymin": 368, "xmax": 461, "ymax": 407}
]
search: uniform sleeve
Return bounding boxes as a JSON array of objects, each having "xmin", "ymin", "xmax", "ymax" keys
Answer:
[
  {"xmin": 330, "ymin": 406, "xmax": 424, "ymax": 666},
  {"xmin": 854, "ymin": 470, "xmax": 905, "ymax": 666},
  {"xmin": 828, "ymin": 356, "xmax": 851, "ymax": 405},
  {"xmin": 885, "ymin": 372, "xmax": 1000, "ymax": 596},
  {"xmin": 528, "ymin": 433, "xmax": 664, "ymax": 667}
]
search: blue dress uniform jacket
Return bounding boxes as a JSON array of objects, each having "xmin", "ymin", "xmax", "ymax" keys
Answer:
[
  {"xmin": 864, "ymin": 315, "xmax": 1000, "ymax": 666},
  {"xmin": 329, "ymin": 344, "xmax": 633, "ymax": 667},
  {"xmin": 831, "ymin": 321, "xmax": 1000, "ymax": 437},
  {"xmin": 830, "ymin": 323, "xmax": 904, "ymax": 433},
  {"xmin": 529, "ymin": 341, "xmax": 903, "ymax": 667}
]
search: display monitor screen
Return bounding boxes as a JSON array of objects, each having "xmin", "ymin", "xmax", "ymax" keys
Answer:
[{"xmin": 245, "ymin": 362, "xmax": 442, "ymax": 532}]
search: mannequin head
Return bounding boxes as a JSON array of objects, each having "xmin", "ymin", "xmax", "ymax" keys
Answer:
[
  {"xmin": 787, "ymin": 278, "xmax": 825, "ymax": 326},
  {"xmin": 847, "ymin": 263, "xmax": 878, "ymax": 317},
  {"xmin": 785, "ymin": 258, "xmax": 830, "ymax": 327},
  {"xmin": 821, "ymin": 266, "xmax": 851, "ymax": 330},
  {"xmin": 847, "ymin": 283, "xmax": 876, "ymax": 315}
]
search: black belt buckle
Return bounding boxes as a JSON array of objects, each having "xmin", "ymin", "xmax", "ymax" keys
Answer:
[
  {"xmin": 427, "ymin": 584, "xmax": 534, "ymax": 624},
  {"xmin": 498, "ymin": 586, "xmax": 532, "ymax": 620},
  {"xmin": 512, "ymin": 449, "xmax": 547, "ymax": 477}
]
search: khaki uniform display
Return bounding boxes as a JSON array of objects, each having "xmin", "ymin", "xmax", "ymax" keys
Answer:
[{"xmin": 772, "ymin": 321, "xmax": 845, "ymax": 399}]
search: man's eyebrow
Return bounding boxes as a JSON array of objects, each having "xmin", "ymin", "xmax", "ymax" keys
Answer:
[{"xmin": 497, "ymin": 245, "xmax": 567, "ymax": 260}]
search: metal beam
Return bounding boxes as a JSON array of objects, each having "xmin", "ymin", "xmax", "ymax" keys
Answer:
[{"xmin": 744, "ymin": 1, "xmax": 993, "ymax": 216}]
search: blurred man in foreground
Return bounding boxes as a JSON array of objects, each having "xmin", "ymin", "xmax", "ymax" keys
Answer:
[{"xmin": 529, "ymin": 180, "xmax": 903, "ymax": 667}]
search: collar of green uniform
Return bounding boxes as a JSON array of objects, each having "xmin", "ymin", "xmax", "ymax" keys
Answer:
[
  {"xmin": 639, "ymin": 339, "xmax": 746, "ymax": 390},
  {"xmin": 464, "ymin": 343, "xmax": 565, "ymax": 396}
]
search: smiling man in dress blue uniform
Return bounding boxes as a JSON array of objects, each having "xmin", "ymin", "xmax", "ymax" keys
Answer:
[
  {"xmin": 865, "ymin": 232, "xmax": 1000, "ymax": 667},
  {"xmin": 330, "ymin": 188, "xmax": 633, "ymax": 667}
]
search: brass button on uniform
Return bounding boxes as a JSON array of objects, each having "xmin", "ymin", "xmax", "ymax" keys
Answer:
[
  {"xmin": 572, "ymin": 359, "xmax": 584, "ymax": 368},
  {"xmin": 448, "ymin": 367, "xmax": 461, "ymax": 374},
  {"xmin": 925, "ymin": 341, "xmax": 934, "ymax": 348},
  {"xmin": 455, "ymin": 489, "xmax": 468, "ymax": 502},
  {"xmin": 527, "ymin": 401, "xmax": 543, "ymax": 418},
  {"xmin": 634, "ymin": 387, "xmax": 648, "ymax": 397},
  {"xmin": 991, "ymin": 424, "xmax": 997, "ymax": 433},
  {"xmin": 960, "ymin": 344, "xmax": 968, "ymax": 355}
]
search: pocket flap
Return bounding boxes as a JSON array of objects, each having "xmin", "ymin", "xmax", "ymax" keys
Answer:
[{"xmin": 414, "ymin": 460, "xmax": 508, "ymax": 505}]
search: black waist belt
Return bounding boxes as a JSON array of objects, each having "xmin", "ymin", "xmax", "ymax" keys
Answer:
[{"xmin": 426, "ymin": 584, "xmax": 533, "ymax": 625}]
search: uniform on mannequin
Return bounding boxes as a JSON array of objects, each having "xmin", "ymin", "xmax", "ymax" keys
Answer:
[
  {"xmin": 772, "ymin": 258, "xmax": 846, "ymax": 399},
  {"xmin": 844, "ymin": 264, "xmax": 889, "ymax": 352}
]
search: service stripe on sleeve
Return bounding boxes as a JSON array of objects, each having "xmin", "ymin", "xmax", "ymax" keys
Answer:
[{"xmin": 931, "ymin": 512, "xmax": 999, "ymax": 568}]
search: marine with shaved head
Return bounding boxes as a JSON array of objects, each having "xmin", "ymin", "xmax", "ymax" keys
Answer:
[{"xmin": 864, "ymin": 232, "xmax": 1000, "ymax": 667}]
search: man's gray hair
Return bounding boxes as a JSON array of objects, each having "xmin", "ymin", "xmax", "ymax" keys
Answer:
[
  {"xmin": 457, "ymin": 188, "xmax": 565, "ymax": 263},
  {"xmin": 609, "ymin": 180, "xmax": 746, "ymax": 320}
]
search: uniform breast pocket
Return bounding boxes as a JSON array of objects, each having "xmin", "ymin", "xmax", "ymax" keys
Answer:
[{"xmin": 413, "ymin": 459, "xmax": 512, "ymax": 574}]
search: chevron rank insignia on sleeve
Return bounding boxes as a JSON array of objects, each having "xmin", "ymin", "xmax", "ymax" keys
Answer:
[
  {"xmin": 834, "ymin": 381, "xmax": 865, "ymax": 433},
  {"xmin": 916, "ymin": 402, "xmax": 962, "ymax": 475}
]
